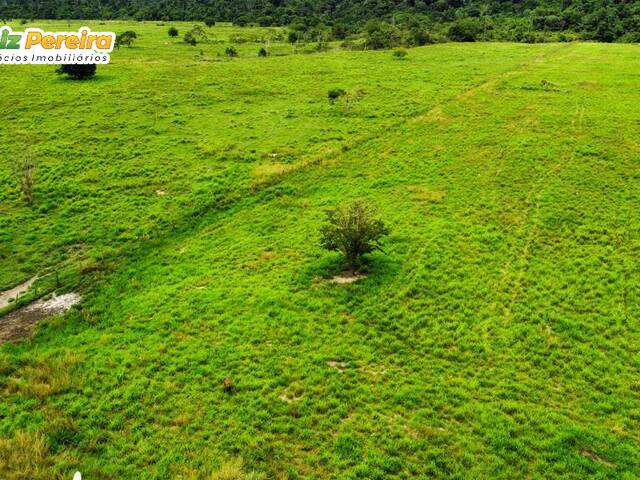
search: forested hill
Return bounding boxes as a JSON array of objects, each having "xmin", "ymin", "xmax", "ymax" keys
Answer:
[{"xmin": 2, "ymin": 0, "xmax": 640, "ymax": 42}]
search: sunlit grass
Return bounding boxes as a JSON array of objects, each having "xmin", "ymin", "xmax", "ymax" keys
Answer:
[{"xmin": 0, "ymin": 20, "xmax": 639, "ymax": 479}]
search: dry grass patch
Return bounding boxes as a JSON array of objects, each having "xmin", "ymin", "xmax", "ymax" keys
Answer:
[
  {"xmin": 251, "ymin": 162, "xmax": 297, "ymax": 188},
  {"xmin": 0, "ymin": 430, "xmax": 51, "ymax": 480},
  {"xmin": 208, "ymin": 459, "xmax": 264, "ymax": 480},
  {"xmin": 6, "ymin": 352, "xmax": 80, "ymax": 398},
  {"xmin": 407, "ymin": 186, "xmax": 445, "ymax": 203}
]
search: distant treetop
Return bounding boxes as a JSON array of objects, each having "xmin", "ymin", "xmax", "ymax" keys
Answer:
[{"xmin": 4, "ymin": 0, "xmax": 640, "ymax": 43}]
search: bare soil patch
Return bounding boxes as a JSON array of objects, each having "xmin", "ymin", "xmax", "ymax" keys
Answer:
[
  {"xmin": 278, "ymin": 392, "xmax": 303, "ymax": 403},
  {"xmin": 331, "ymin": 271, "xmax": 367, "ymax": 284},
  {"xmin": 0, "ymin": 293, "xmax": 80, "ymax": 344}
]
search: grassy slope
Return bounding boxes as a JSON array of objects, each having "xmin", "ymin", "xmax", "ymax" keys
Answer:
[{"xmin": 1, "ymin": 21, "xmax": 640, "ymax": 479}]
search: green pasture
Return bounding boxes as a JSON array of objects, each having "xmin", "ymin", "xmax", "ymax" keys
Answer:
[{"xmin": 0, "ymin": 21, "xmax": 639, "ymax": 480}]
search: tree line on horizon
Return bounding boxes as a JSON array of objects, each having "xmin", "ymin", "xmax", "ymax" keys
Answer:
[{"xmin": 2, "ymin": 0, "xmax": 640, "ymax": 43}]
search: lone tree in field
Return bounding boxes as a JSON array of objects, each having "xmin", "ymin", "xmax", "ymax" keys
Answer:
[
  {"xmin": 115, "ymin": 30, "xmax": 137, "ymax": 48},
  {"xmin": 168, "ymin": 27, "xmax": 179, "ymax": 37},
  {"xmin": 15, "ymin": 154, "xmax": 37, "ymax": 206},
  {"xmin": 56, "ymin": 64, "xmax": 97, "ymax": 80},
  {"xmin": 320, "ymin": 200, "xmax": 389, "ymax": 270}
]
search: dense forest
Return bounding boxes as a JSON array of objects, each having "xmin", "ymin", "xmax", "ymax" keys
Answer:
[{"xmin": 2, "ymin": 0, "xmax": 640, "ymax": 42}]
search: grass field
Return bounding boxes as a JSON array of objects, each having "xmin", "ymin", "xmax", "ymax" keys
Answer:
[{"xmin": 1, "ymin": 20, "xmax": 640, "ymax": 479}]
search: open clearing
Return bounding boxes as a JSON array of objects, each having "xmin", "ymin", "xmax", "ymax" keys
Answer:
[{"xmin": 0, "ymin": 21, "xmax": 639, "ymax": 479}]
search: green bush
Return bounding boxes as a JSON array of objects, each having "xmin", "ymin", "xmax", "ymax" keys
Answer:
[
  {"xmin": 287, "ymin": 30, "xmax": 300, "ymax": 44},
  {"xmin": 168, "ymin": 27, "xmax": 179, "ymax": 37},
  {"xmin": 320, "ymin": 200, "xmax": 389, "ymax": 269},
  {"xmin": 184, "ymin": 33, "xmax": 197, "ymax": 46},
  {"xmin": 56, "ymin": 64, "xmax": 97, "ymax": 80},
  {"xmin": 258, "ymin": 47, "xmax": 268, "ymax": 57},
  {"xmin": 115, "ymin": 30, "xmax": 137, "ymax": 48},
  {"xmin": 411, "ymin": 29, "xmax": 437, "ymax": 46},
  {"xmin": 225, "ymin": 46, "xmax": 238, "ymax": 57},
  {"xmin": 393, "ymin": 48, "xmax": 408, "ymax": 59},
  {"xmin": 328, "ymin": 88, "xmax": 347, "ymax": 102},
  {"xmin": 204, "ymin": 18, "xmax": 216, "ymax": 27}
]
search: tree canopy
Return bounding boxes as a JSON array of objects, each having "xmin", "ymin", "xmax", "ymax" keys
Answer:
[{"xmin": 4, "ymin": 0, "xmax": 640, "ymax": 42}]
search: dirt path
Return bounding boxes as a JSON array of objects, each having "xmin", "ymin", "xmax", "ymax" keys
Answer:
[{"xmin": 0, "ymin": 277, "xmax": 38, "ymax": 310}]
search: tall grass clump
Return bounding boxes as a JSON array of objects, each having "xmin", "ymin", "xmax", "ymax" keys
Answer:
[{"xmin": 15, "ymin": 153, "xmax": 37, "ymax": 206}]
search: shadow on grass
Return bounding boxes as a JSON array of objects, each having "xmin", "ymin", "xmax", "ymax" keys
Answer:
[
  {"xmin": 297, "ymin": 251, "xmax": 400, "ymax": 288},
  {"xmin": 54, "ymin": 72, "xmax": 116, "ymax": 84}
]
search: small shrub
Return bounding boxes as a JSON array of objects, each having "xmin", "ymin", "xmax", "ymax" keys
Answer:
[
  {"xmin": 204, "ymin": 18, "xmax": 216, "ymax": 28},
  {"xmin": 15, "ymin": 154, "xmax": 37, "ymax": 206},
  {"xmin": 184, "ymin": 26, "xmax": 208, "ymax": 46},
  {"xmin": 225, "ymin": 46, "xmax": 238, "ymax": 57},
  {"xmin": 328, "ymin": 88, "xmax": 347, "ymax": 102},
  {"xmin": 287, "ymin": 30, "xmax": 299, "ymax": 44},
  {"xmin": 184, "ymin": 32, "xmax": 197, "ymax": 46},
  {"xmin": 115, "ymin": 30, "xmax": 137, "ymax": 48},
  {"xmin": 168, "ymin": 27, "xmax": 179, "ymax": 37},
  {"xmin": 393, "ymin": 48, "xmax": 408, "ymax": 59},
  {"xmin": 258, "ymin": 47, "xmax": 268, "ymax": 57},
  {"xmin": 56, "ymin": 64, "xmax": 96, "ymax": 80},
  {"xmin": 320, "ymin": 200, "xmax": 390, "ymax": 270},
  {"xmin": 411, "ymin": 29, "xmax": 436, "ymax": 46}
]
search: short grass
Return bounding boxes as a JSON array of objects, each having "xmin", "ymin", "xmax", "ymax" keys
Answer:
[{"xmin": 1, "ymin": 21, "xmax": 639, "ymax": 479}]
